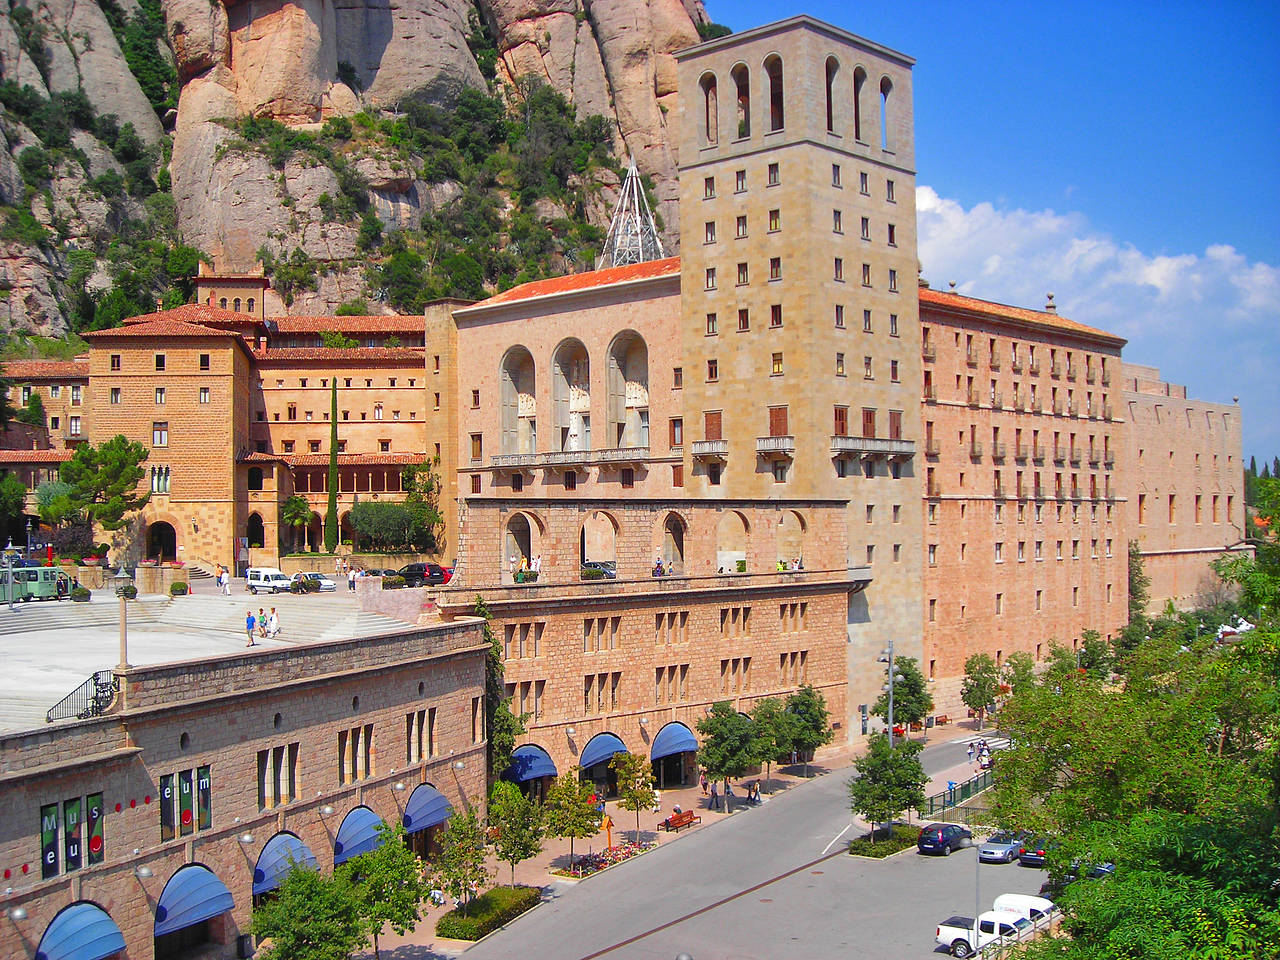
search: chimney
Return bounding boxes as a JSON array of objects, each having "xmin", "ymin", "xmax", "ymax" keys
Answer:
[{"xmin": 1045, "ymin": 293, "xmax": 1057, "ymax": 313}]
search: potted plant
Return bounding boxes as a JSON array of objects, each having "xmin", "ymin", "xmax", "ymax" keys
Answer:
[
  {"xmin": 170, "ymin": 581, "xmax": 189, "ymax": 596},
  {"xmin": 70, "ymin": 586, "xmax": 90, "ymax": 602}
]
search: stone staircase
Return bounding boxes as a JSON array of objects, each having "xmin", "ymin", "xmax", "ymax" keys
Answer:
[
  {"xmin": 185, "ymin": 564, "xmax": 215, "ymax": 581},
  {"xmin": 149, "ymin": 594, "xmax": 413, "ymax": 642},
  {"xmin": 0, "ymin": 596, "xmax": 167, "ymax": 636}
]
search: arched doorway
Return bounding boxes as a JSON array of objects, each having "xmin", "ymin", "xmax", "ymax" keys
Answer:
[
  {"xmin": 660, "ymin": 512, "xmax": 686, "ymax": 575},
  {"xmin": 552, "ymin": 338, "xmax": 590, "ymax": 452},
  {"xmin": 153, "ymin": 864, "xmax": 234, "ymax": 960},
  {"xmin": 716, "ymin": 510, "xmax": 749, "ymax": 573},
  {"xmin": 147, "ymin": 521, "xmax": 177, "ymax": 562},
  {"xmin": 777, "ymin": 510, "xmax": 806, "ymax": 569},
  {"xmin": 504, "ymin": 511, "xmax": 543, "ymax": 582},
  {"xmin": 577, "ymin": 732, "xmax": 627, "ymax": 798},
  {"xmin": 579, "ymin": 510, "xmax": 617, "ymax": 578},
  {"xmin": 306, "ymin": 514, "xmax": 322, "ymax": 552},
  {"xmin": 36, "ymin": 901, "xmax": 125, "ymax": 960},
  {"xmin": 252, "ymin": 832, "xmax": 318, "ymax": 907},
  {"xmin": 246, "ymin": 513, "xmax": 265, "ymax": 549},
  {"xmin": 333, "ymin": 805, "xmax": 386, "ymax": 866},
  {"xmin": 649, "ymin": 721, "xmax": 697, "ymax": 788},
  {"xmin": 402, "ymin": 783, "xmax": 454, "ymax": 860},
  {"xmin": 607, "ymin": 331, "xmax": 648, "ymax": 448},
  {"xmin": 502, "ymin": 744, "xmax": 558, "ymax": 803},
  {"xmin": 339, "ymin": 511, "xmax": 353, "ymax": 549}
]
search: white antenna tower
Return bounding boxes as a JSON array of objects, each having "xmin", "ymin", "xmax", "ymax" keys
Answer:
[{"xmin": 601, "ymin": 159, "xmax": 665, "ymax": 268}]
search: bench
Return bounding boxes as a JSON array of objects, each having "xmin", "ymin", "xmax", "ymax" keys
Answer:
[
  {"xmin": 935, "ymin": 714, "xmax": 952, "ymax": 726},
  {"xmin": 659, "ymin": 810, "xmax": 701, "ymax": 832}
]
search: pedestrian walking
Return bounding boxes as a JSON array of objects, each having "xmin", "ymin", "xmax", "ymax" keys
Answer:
[
  {"xmin": 257, "ymin": 607, "xmax": 267, "ymax": 638},
  {"xmin": 244, "ymin": 610, "xmax": 257, "ymax": 647},
  {"xmin": 220, "ymin": 567, "xmax": 231, "ymax": 596},
  {"xmin": 266, "ymin": 607, "xmax": 280, "ymax": 638},
  {"xmin": 700, "ymin": 771, "xmax": 709, "ymax": 796},
  {"xmin": 709, "ymin": 780, "xmax": 721, "ymax": 811},
  {"xmin": 348, "ymin": 567, "xmax": 357, "ymax": 591},
  {"xmin": 966, "ymin": 742, "xmax": 975, "ymax": 762}
]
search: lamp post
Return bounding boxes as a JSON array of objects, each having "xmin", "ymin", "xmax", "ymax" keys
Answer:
[
  {"xmin": 879, "ymin": 640, "xmax": 903, "ymax": 747},
  {"xmin": 960, "ymin": 837, "xmax": 981, "ymax": 952},
  {"xmin": 3, "ymin": 539, "xmax": 17, "ymax": 612}
]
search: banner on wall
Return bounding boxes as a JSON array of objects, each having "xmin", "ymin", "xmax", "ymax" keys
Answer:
[
  {"xmin": 63, "ymin": 797, "xmax": 82, "ymax": 871},
  {"xmin": 40, "ymin": 803, "xmax": 59, "ymax": 879},
  {"xmin": 86, "ymin": 793, "xmax": 104, "ymax": 865},
  {"xmin": 196, "ymin": 766, "xmax": 211, "ymax": 831},
  {"xmin": 159, "ymin": 774, "xmax": 175, "ymax": 841},
  {"xmin": 178, "ymin": 770, "xmax": 194, "ymax": 836}
]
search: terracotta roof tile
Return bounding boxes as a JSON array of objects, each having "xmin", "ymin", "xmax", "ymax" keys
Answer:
[
  {"xmin": 2, "ymin": 360, "xmax": 89, "ymax": 380},
  {"xmin": 253, "ymin": 347, "xmax": 427, "ymax": 364},
  {"xmin": 286, "ymin": 453, "xmax": 424, "ymax": 467},
  {"xmin": 82, "ymin": 317, "xmax": 242, "ymax": 339},
  {"xmin": 467, "ymin": 256, "xmax": 681, "ymax": 309},
  {"xmin": 120, "ymin": 304, "xmax": 263, "ymax": 328},
  {"xmin": 0, "ymin": 449, "xmax": 74, "ymax": 463},
  {"xmin": 919, "ymin": 287, "xmax": 1125, "ymax": 346},
  {"xmin": 272, "ymin": 316, "xmax": 427, "ymax": 334}
]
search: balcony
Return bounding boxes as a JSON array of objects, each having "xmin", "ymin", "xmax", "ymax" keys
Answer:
[
  {"xmin": 991, "ymin": 442, "xmax": 1007, "ymax": 461},
  {"xmin": 1013, "ymin": 397, "xmax": 1026, "ymax": 412},
  {"xmin": 1053, "ymin": 400, "xmax": 1064, "ymax": 416},
  {"xmin": 1069, "ymin": 447, "xmax": 1082, "ymax": 465},
  {"xmin": 969, "ymin": 440, "xmax": 984, "ymax": 460},
  {"xmin": 989, "ymin": 355, "xmax": 1001, "ymax": 371},
  {"xmin": 966, "ymin": 387, "xmax": 981, "ymax": 407},
  {"xmin": 491, "ymin": 446, "xmax": 651, "ymax": 472},
  {"xmin": 1104, "ymin": 452, "xmax": 1116, "ymax": 468},
  {"xmin": 991, "ymin": 391, "xmax": 1004, "ymax": 410},
  {"xmin": 691, "ymin": 439, "xmax": 728, "ymax": 460},
  {"xmin": 927, "ymin": 478, "xmax": 942, "ymax": 498},
  {"xmin": 923, "ymin": 385, "xmax": 936, "ymax": 403},
  {"xmin": 1066, "ymin": 366, "xmax": 1078, "ymax": 382},
  {"xmin": 1067, "ymin": 402, "xmax": 1077, "ymax": 418},
  {"xmin": 922, "ymin": 343, "xmax": 937, "ymax": 362},
  {"xmin": 1011, "ymin": 358, "xmax": 1024, "ymax": 374},
  {"xmin": 1086, "ymin": 369, "xmax": 1097, "ymax": 384},
  {"xmin": 1028, "ymin": 360, "xmax": 1041, "ymax": 376},
  {"xmin": 1101, "ymin": 371, "xmax": 1112, "ymax": 387},
  {"xmin": 1088, "ymin": 450, "xmax": 1101, "ymax": 466},
  {"xmin": 756, "ymin": 435, "xmax": 796, "ymax": 459},
  {"xmin": 1087, "ymin": 404, "xmax": 1097, "ymax": 420},
  {"xmin": 1032, "ymin": 445, "xmax": 1046, "ymax": 462},
  {"xmin": 966, "ymin": 353, "xmax": 978, "ymax": 368},
  {"xmin": 1015, "ymin": 443, "xmax": 1029, "ymax": 460},
  {"xmin": 1034, "ymin": 486, "xmax": 1045, "ymax": 500},
  {"xmin": 1054, "ymin": 445, "xmax": 1066, "ymax": 463},
  {"xmin": 993, "ymin": 483, "xmax": 1006, "ymax": 499},
  {"xmin": 925, "ymin": 438, "xmax": 941, "ymax": 457},
  {"xmin": 1016, "ymin": 484, "xmax": 1027, "ymax": 500},
  {"xmin": 831, "ymin": 436, "xmax": 916, "ymax": 460},
  {"xmin": 1050, "ymin": 362, "xmax": 1062, "ymax": 378},
  {"xmin": 1070, "ymin": 487, "xmax": 1082, "ymax": 501}
]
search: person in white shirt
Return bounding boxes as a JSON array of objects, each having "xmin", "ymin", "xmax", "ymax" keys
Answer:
[{"xmin": 266, "ymin": 608, "xmax": 280, "ymax": 638}]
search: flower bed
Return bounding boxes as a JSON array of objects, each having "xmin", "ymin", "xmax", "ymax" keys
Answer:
[{"xmin": 550, "ymin": 840, "xmax": 657, "ymax": 878}]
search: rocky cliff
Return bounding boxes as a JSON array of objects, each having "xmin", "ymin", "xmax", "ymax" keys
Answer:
[{"xmin": 0, "ymin": 0, "xmax": 710, "ymax": 338}]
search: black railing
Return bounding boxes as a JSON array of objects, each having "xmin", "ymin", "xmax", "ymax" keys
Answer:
[{"xmin": 46, "ymin": 670, "xmax": 117, "ymax": 723}]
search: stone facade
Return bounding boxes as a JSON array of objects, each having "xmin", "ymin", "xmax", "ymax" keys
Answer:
[
  {"xmin": 918, "ymin": 288, "xmax": 1129, "ymax": 712},
  {"xmin": 0, "ymin": 618, "xmax": 488, "ymax": 960},
  {"xmin": 1121, "ymin": 363, "xmax": 1249, "ymax": 612}
]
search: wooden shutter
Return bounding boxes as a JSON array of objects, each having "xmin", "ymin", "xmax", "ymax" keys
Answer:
[
  {"xmin": 704, "ymin": 411, "xmax": 722, "ymax": 441},
  {"xmin": 769, "ymin": 406, "xmax": 789, "ymax": 437},
  {"xmin": 889, "ymin": 410, "xmax": 902, "ymax": 439},
  {"xmin": 862, "ymin": 408, "xmax": 876, "ymax": 438},
  {"xmin": 833, "ymin": 406, "xmax": 848, "ymax": 436}
]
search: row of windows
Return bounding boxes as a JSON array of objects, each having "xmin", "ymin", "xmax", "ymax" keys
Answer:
[
  {"xmin": 703, "ymin": 164, "xmax": 895, "ymax": 201},
  {"xmin": 19, "ymin": 384, "xmax": 81, "ymax": 404},
  {"xmin": 265, "ymin": 376, "xmax": 418, "ymax": 389},
  {"xmin": 923, "ymin": 331, "xmax": 1111, "ymax": 384},
  {"xmin": 115, "ymin": 353, "xmax": 212, "ymax": 372},
  {"xmin": 702, "ymin": 352, "xmax": 902, "ymax": 382},
  {"xmin": 926, "ymin": 500, "xmax": 1117, "ymax": 526},
  {"xmin": 702, "ymin": 211, "xmax": 895, "ymax": 245},
  {"xmin": 216, "ymin": 296, "xmax": 256, "ymax": 312},
  {"xmin": 110, "ymin": 386, "xmax": 210, "ymax": 405},
  {"xmin": 702, "ymin": 260, "xmax": 899, "ymax": 290},
  {"xmin": 927, "ymin": 537, "xmax": 1115, "ymax": 565},
  {"xmin": 259, "ymin": 404, "xmax": 416, "ymax": 423},
  {"xmin": 927, "ymin": 584, "xmax": 1113, "ymax": 623},
  {"xmin": 1137, "ymin": 492, "xmax": 1235, "ymax": 525}
]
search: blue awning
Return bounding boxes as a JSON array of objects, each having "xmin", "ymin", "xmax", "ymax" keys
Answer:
[
  {"xmin": 650, "ymin": 722, "xmax": 698, "ymax": 761},
  {"xmin": 578, "ymin": 732, "xmax": 627, "ymax": 771},
  {"xmin": 503, "ymin": 744, "xmax": 557, "ymax": 782},
  {"xmin": 403, "ymin": 783, "xmax": 453, "ymax": 834},
  {"xmin": 35, "ymin": 902, "xmax": 125, "ymax": 960},
  {"xmin": 252, "ymin": 832, "xmax": 319, "ymax": 895},
  {"xmin": 153, "ymin": 865, "xmax": 234, "ymax": 937},
  {"xmin": 333, "ymin": 806, "xmax": 386, "ymax": 865}
]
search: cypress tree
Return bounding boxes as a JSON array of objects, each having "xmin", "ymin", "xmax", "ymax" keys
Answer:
[
  {"xmin": 324, "ymin": 378, "xmax": 339, "ymax": 552},
  {"xmin": 1249, "ymin": 455, "xmax": 1257, "ymax": 478}
]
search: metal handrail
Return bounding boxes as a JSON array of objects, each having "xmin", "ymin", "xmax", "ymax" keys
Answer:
[{"xmin": 47, "ymin": 670, "xmax": 117, "ymax": 723}]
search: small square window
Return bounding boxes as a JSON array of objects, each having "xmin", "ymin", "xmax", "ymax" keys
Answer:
[
  {"xmin": 770, "ymin": 304, "xmax": 783, "ymax": 328},
  {"xmin": 564, "ymin": 471, "xmax": 577, "ymax": 491},
  {"xmin": 471, "ymin": 474, "xmax": 482, "ymax": 494},
  {"xmin": 379, "ymin": 439, "xmax": 391, "ymax": 452},
  {"xmin": 859, "ymin": 171, "xmax": 869, "ymax": 194},
  {"xmin": 887, "ymin": 223, "xmax": 897, "ymax": 246},
  {"xmin": 736, "ymin": 262, "xmax": 749, "ymax": 285},
  {"xmin": 470, "ymin": 433, "xmax": 483, "ymax": 461},
  {"xmin": 703, "ymin": 176, "xmax": 716, "ymax": 199},
  {"xmin": 767, "ymin": 162, "xmax": 780, "ymax": 186},
  {"xmin": 886, "ymin": 179, "xmax": 896, "ymax": 201},
  {"xmin": 833, "ymin": 210, "xmax": 843, "ymax": 233},
  {"xmin": 673, "ymin": 367, "xmax": 683, "ymax": 388},
  {"xmin": 621, "ymin": 468, "xmax": 635, "ymax": 489},
  {"xmin": 471, "ymin": 389, "xmax": 480, "ymax": 408},
  {"xmin": 836, "ymin": 353, "xmax": 845, "ymax": 376},
  {"xmin": 831, "ymin": 163, "xmax": 841, "ymax": 187},
  {"xmin": 706, "ymin": 312, "xmax": 718, "ymax": 336},
  {"xmin": 152, "ymin": 422, "xmax": 168, "ymax": 446},
  {"xmin": 309, "ymin": 440, "xmax": 321, "ymax": 453},
  {"xmin": 768, "ymin": 209, "xmax": 780, "ymax": 232},
  {"xmin": 511, "ymin": 473, "xmax": 523, "ymax": 492},
  {"xmin": 735, "ymin": 215, "xmax": 747, "ymax": 238},
  {"xmin": 672, "ymin": 464, "xmax": 684, "ymax": 487},
  {"xmin": 734, "ymin": 169, "xmax": 746, "ymax": 192},
  {"xmin": 282, "ymin": 440, "xmax": 294, "ymax": 453},
  {"xmin": 768, "ymin": 257, "xmax": 781, "ymax": 281},
  {"xmin": 199, "ymin": 353, "xmax": 210, "ymax": 371},
  {"xmin": 706, "ymin": 359, "xmax": 718, "ymax": 382},
  {"xmin": 110, "ymin": 354, "xmax": 121, "ymax": 371},
  {"xmin": 109, "ymin": 387, "xmax": 120, "ymax": 404},
  {"xmin": 708, "ymin": 462, "xmax": 721, "ymax": 486},
  {"xmin": 864, "ymin": 356, "xmax": 873, "ymax": 379},
  {"xmin": 772, "ymin": 460, "xmax": 788, "ymax": 483},
  {"xmin": 704, "ymin": 221, "xmax": 717, "ymax": 243},
  {"xmin": 154, "ymin": 354, "xmax": 166, "ymax": 372}
]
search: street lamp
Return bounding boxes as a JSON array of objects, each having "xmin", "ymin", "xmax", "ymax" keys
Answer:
[
  {"xmin": 959, "ymin": 837, "xmax": 981, "ymax": 952},
  {"xmin": 2, "ymin": 539, "xmax": 17, "ymax": 612},
  {"xmin": 879, "ymin": 639, "xmax": 901, "ymax": 746}
]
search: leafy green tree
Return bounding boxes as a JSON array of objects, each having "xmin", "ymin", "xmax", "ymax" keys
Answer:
[
  {"xmin": 15, "ymin": 391, "xmax": 44, "ymax": 427},
  {"xmin": 1116, "ymin": 541, "xmax": 1153, "ymax": 659},
  {"xmin": 610, "ymin": 751, "xmax": 657, "ymax": 842},
  {"xmin": 35, "ymin": 479, "xmax": 76, "ymax": 527},
  {"xmin": 487, "ymin": 780, "xmax": 544, "ymax": 885},
  {"xmin": 0, "ymin": 472, "xmax": 28, "ymax": 533},
  {"xmin": 320, "ymin": 330, "xmax": 358, "ymax": 349},
  {"xmin": 346, "ymin": 823, "xmax": 428, "ymax": 959},
  {"xmin": 324, "ymin": 380, "xmax": 338, "ymax": 552},
  {"xmin": 251, "ymin": 861, "xmax": 367, "ymax": 960},
  {"xmin": 474, "ymin": 596, "xmax": 526, "ymax": 781},
  {"xmin": 696, "ymin": 702, "xmax": 757, "ymax": 809},
  {"xmin": 848, "ymin": 733, "xmax": 928, "ymax": 840},
  {"xmin": 871, "ymin": 657, "xmax": 933, "ymax": 732},
  {"xmin": 543, "ymin": 769, "xmax": 598, "ymax": 874},
  {"xmin": 429, "ymin": 811, "xmax": 490, "ymax": 915},
  {"xmin": 786, "ymin": 683, "xmax": 835, "ymax": 776},
  {"xmin": 1000, "ymin": 650, "xmax": 1037, "ymax": 699},
  {"xmin": 1078, "ymin": 629, "xmax": 1113, "ymax": 679},
  {"xmin": 280, "ymin": 495, "xmax": 313, "ymax": 553},
  {"xmin": 59, "ymin": 435, "xmax": 149, "ymax": 530},
  {"xmin": 961, "ymin": 653, "xmax": 1001, "ymax": 729},
  {"xmin": 749, "ymin": 696, "xmax": 799, "ymax": 792}
]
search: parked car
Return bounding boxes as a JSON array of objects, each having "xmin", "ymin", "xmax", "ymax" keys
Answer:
[
  {"xmin": 992, "ymin": 893, "xmax": 1056, "ymax": 923},
  {"xmin": 1039, "ymin": 862, "xmax": 1115, "ymax": 899},
  {"xmin": 396, "ymin": 562, "xmax": 448, "ymax": 587},
  {"xmin": 936, "ymin": 910, "xmax": 1032, "ymax": 958},
  {"xmin": 362, "ymin": 568, "xmax": 397, "ymax": 578},
  {"xmin": 1018, "ymin": 837, "xmax": 1056, "ymax": 867},
  {"xmin": 918, "ymin": 823, "xmax": 973, "ymax": 856},
  {"xmin": 245, "ymin": 568, "xmax": 291, "ymax": 594},
  {"xmin": 291, "ymin": 571, "xmax": 337, "ymax": 592},
  {"xmin": 978, "ymin": 830, "xmax": 1031, "ymax": 863}
]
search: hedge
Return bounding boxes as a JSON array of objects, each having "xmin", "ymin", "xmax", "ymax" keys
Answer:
[
  {"xmin": 381, "ymin": 575, "xmax": 406, "ymax": 590},
  {"xmin": 848, "ymin": 823, "xmax": 918, "ymax": 859},
  {"xmin": 71, "ymin": 586, "xmax": 90, "ymax": 602},
  {"xmin": 115, "ymin": 584, "xmax": 137, "ymax": 599},
  {"xmin": 580, "ymin": 567, "xmax": 606, "ymax": 580},
  {"xmin": 434, "ymin": 885, "xmax": 541, "ymax": 941}
]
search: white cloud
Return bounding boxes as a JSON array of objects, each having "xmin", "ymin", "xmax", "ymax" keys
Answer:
[{"xmin": 916, "ymin": 185, "xmax": 1280, "ymax": 458}]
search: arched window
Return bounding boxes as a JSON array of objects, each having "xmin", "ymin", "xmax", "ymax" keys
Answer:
[
  {"xmin": 853, "ymin": 67, "xmax": 867, "ymax": 141},
  {"xmin": 552, "ymin": 339, "xmax": 590, "ymax": 453},
  {"xmin": 764, "ymin": 55, "xmax": 784, "ymax": 131},
  {"xmin": 500, "ymin": 346, "xmax": 536, "ymax": 455},
  {"xmin": 247, "ymin": 297, "xmax": 256, "ymax": 313},
  {"xmin": 233, "ymin": 297, "xmax": 242, "ymax": 312},
  {"xmin": 699, "ymin": 72, "xmax": 718, "ymax": 146},
  {"xmin": 880, "ymin": 76, "xmax": 893, "ymax": 150},
  {"xmin": 824, "ymin": 57, "xmax": 839, "ymax": 133},
  {"xmin": 219, "ymin": 297, "xmax": 227, "ymax": 309},
  {"xmin": 731, "ymin": 64, "xmax": 750, "ymax": 138}
]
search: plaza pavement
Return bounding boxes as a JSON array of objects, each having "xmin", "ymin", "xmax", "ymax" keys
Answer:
[{"xmin": 356, "ymin": 728, "xmax": 1009, "ymax": 960}]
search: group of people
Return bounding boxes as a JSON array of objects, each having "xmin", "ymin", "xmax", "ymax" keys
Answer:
[
  {"xmin": 699, "ymin": 771, "xmax": 763, "ymax": 810},
  {"xmin": 215, "ymin": 564, "xmax": 232, "ymax": 595},
  {"xmin": 509, "ymin": 554, "xmax": 541, "ymax": 581},
  {"xmin": 244, "ymin": 607, "xmax": 280, "ymax": 646},
  {"xmin": 775, "ymin": 557, "xmax": 805, "ymax": 572},
  {"xmin": 651, "ymin": 557, "xmax": 672, "ymax": 577},
  {"xmin": 966, "ymin": 739, "xmax": 993, "ymax": 770}
]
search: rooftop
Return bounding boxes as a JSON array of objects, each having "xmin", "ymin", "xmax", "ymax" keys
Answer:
[
  {"xmin": 272, "ymin": 315, "xmax": 429, "ymax": 334},
  {"xmin": 118, "ymin": 303, "xmax": 264, "ymax": 329},
  {"xmin": 919, "ymin": 287, "xmax": 1126, "ymax": 347},
  {"xmin": 1, "ymin": 359, "xmax": 89, "ymax": 380},
  {"xmin": 253, "ymin": 347, "xmax": 426, "ymax": 364},
  {"xmin": 460, "ymin": 256, "xmax": 681, "ymax": 312},
  {"xmin": 0, "ymin": 449, "xmax": 74, "ymax": 464}
]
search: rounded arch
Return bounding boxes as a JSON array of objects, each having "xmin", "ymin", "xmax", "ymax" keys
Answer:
[
  {"xmin": 777, "ymin": 509, "xmax": 806, "ymax": 568},
  {"xmin": 580, "ymin": 509, "xmax": 618, "ymax": 577},
  {"xmin": 552, "ymin": 337, "xmax": 591, "ymax": 453},
  {"xmin": 146, "ymin": 520, "xmax": 177, "ymax": 562},
  {"xmin": 716, "ymin": 510, "xmax": 750, "ymax": 573},
  {"xmin": 333, "ymin": 805, "xmax": 386, "ymax": 865},
  {"xmin": 233, "ymin": 297, "xmax": 242, "ymax": 312},
  {"xmin": 252, "ymin": 831, "xmax": 318, "ymax": 899},
  {"xmin": 577, "ymin": 731, "xmax": 628, "ymax": 796},
  {"xmin": 699, "ymin": 71, "xmax": 719, "ymax": 145},
  {"xmin": 246, "ymin": 512, "xmax": 265, "ymax": 549},
  {"xmin": 852, "ymin": 65, "xmax": 867, "ymax": 141},
  {"xmin": 36, "ymin": 900, "xmax": 125, "ymax": 960},
  {"xmin": 606, "ymin": 330, "xmax": 648, "ymax": 449},
  {"xmin": 879, "ymin": 75, "xmax": 893, "ymax": 149},
  {"xmin": 305, "ymin": 513, "xmax": 322, "ymax": 552},
  {"xmin": 339, "ymin": 510, "xmax": 353, "ymax": 548},
  {"xmin": 649, "ymin": 720, "xmax": 697, "ymax": 788},
  {"xmin": 500, "ymin": 345, "xmax": 537, "ymax": 455},
  {"xmin": 219, "ymin": 297, "xmax": 227, "ymax": 309},
  {"xmin": 658, "ymin": 511, "xmax": 687, "ymax": 574},
  {"xmin": 153, "ymin": 862, "xmax": 234, "ymax": 940},
  {"xmin": 731, "ymin": 62, "xmax": 751, "ymax": 138},
  {"xmin": 764, "ymin": 54, "xmax": 784, "ymax": 131},
  {"xmin": 504, "ymin": 510, "xmax": 545, "ymax": 581},
  {"xmin": 824, "ymin": 55, "xmax": 840, "ymax": 133}
]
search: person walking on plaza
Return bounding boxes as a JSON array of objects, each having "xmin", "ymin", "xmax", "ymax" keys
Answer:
[
  {"xmin": 245, "ymin": 610, "xmax": 257, "ymax": 647},
  {"xmin": 257, "ymin": 608, "xmax": 267, "ymax": 639},
  {"xmin": 700, "ymin": 771, "xmax": 709, "ymax": 796},
  {"xmin": 967, "ymin": 742, "xmax": 975, "ymax": 763},
  {"xmin": 709, "ymin": 780, "xmax": 721, "ymax": 811},
  {"xmin": 266, "ymin": 607, "xmax": 280, "ymax": 639},
  {"xmin": 348, "ymin": 567, "xmax": 357, "ymax": 591},
  {"xmin": 220, "ymin": 567, "xmax": 231, "ymax": 596}
]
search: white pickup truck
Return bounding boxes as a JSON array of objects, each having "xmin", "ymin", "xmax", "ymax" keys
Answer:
[{"xmin": 935, "ymin": 910, "xmax": 1033, "ymax": 957}]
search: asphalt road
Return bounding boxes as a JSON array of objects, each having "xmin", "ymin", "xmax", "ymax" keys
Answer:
[{"xmin": 462, "ymin": 736, "xmax": 1046, "ymax": 960}]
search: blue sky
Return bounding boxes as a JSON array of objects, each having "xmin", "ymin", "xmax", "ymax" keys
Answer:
[{"xmin": 713, "ymin": 1, "xmax": 1280, "ymax": 461}]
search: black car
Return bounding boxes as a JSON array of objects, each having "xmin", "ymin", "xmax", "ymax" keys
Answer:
[
  {"xmin": 1018, "ymin": 837, "xmax": 1057, "ymax": 867},
  {"xmin": 396, "ymin": 563, "xmax": 448, "ymax": 587},
  {"xmin": 917, "ymin": 823, "xmax": 972, "ymax": 856}
]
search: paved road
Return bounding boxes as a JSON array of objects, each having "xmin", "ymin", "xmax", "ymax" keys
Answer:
[{"xmin": 461, "ymin": 736, "xmax": 1044, "ymax": 960}]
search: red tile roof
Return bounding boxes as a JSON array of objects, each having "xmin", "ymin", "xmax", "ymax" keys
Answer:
[
  {"xmin": 120, "ymin": 304, "xmax": 264, "ymax": 328},
  {"xmin": 253, "ymin": 347, "xmax": 426, "ymax": 364},
  {"xmin": 2, "ymin": 360, "xmax": 89, "ymax": 380},
  {"xmin": 918, "ymin": 287, "xmax": 1125, "ymax": 346},
  {"xmin": 0, "ymin": 449, "xmax": 74, "ymax": 463},
  {"xmin": 465, "ymin": 256, "xmax": 681, "ymax": 310},
  {"xmin": 286, "ymin": 453, "xmax": 425, "ymax": 467},
  {"xmin": 83, "ymin": 317, "xmax": 244, "ymax": 339},
  {"xmin": 272, "ymin": 316, "xmax": 427, "ymax": 334}
]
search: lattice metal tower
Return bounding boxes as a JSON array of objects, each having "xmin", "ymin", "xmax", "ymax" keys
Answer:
[{"xmin": 600, "ymin": 159, "xmax": 665, "ymax": 268}]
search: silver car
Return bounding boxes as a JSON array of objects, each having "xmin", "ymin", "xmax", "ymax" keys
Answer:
[{"xmin": 978, "ymin": 830, "xmax": 1030, "ymax": 863}]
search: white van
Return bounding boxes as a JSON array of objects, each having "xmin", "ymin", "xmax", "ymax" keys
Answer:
[
  {"xmin": 245, "ymin": 568, "xmax": 291, "ymax": 594},
  {"xmin": 992, "ymin": 894, "xmax": 1056, "ymax": 923}
]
